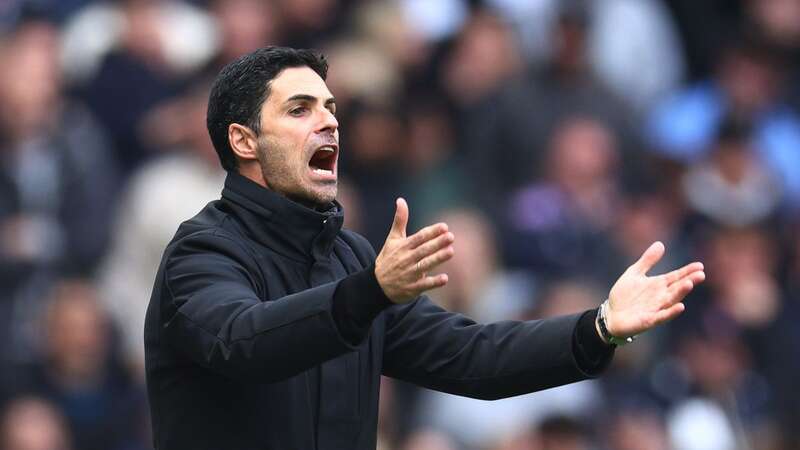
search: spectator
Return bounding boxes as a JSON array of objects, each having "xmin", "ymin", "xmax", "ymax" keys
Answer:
[
  {"xmin": 337, "ymin": 100, "xmax": 408, "ymax": 247},
  {"xmin": 664, "ymin": 226, "xmax": 784, "ymax": 448},
  {"xmin": 587, "ymin": 0, "xmax": 687, "ymax": 111},
  {"xmin": 206, "ymin": 0, "xmax": 283, "ymax": 69},
  {"xmin": 682, "ymin": 117, "xmax": 783, "ymax": 226},
  {"xmin": 0, "ymin": 18, "xmax": 118, "ymax": 370},
  {"xmin": 400, "ymin": 429, "xmax": 458, "ymax": 450},
  {"xmin": 742, "ymin": 0, "xmax": 800, "ymax": 109},
  {"xmin": 401, "ymin": 101, "xmax": 467, "ymax": 231},
  {"xmin": 608, "ymin": 408, "xmax": 671, "ymax": 450},
  {"xmin": 744, "ymin": 0, "xmax": 800, "ymax": 53},
  {"xmin": 533, "ymin": 415, "xmax": 592, "ymax": 450},
  {"xmin": 275, "ymin": 0, "xmax": 348, "ymax": 49},
  {"xmin": 487, "ymin": 0, "xmax": 685, "ymax": 111},
  {"xmin": 660, "ymin": 0, "xmax": 743, "ymax": 80},
  {"xmin": 459, "ymin": 5, "xmax": 638, "ymax": 209},
  {"xmin": 440, "ymin": 10, "xmax": 523, "ymax": 110},
  {"xmin": 23, "ymin": 280, "xmax": 149, "ymax": 450},
  {"xmin": 62, "ymin": 0, "xmax": 217, "ymax": 174},
  {"xmin": 502, "ymin": 116, "xmax": 621, "ymax": 279},
  {"xmin": 646, "ymin": 36, "xmax": 800, "ymax": 208},
  {"xmin": 607, "ymin": 189, "xmax": 691, "ymax": 289},
  {"xmin": 0, "ymin": 396, "xmax": 71, "ymax": 450}
]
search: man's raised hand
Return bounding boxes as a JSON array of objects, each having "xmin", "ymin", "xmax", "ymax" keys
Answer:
[
  {"xmin": 375, "ymin": 198, "xmax": 455, "ymax": 303},
  {"xmin": 604, "ymin": 242, "xmax": 706, "ymax": 339}
]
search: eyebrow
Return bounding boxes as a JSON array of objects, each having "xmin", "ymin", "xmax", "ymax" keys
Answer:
[{"xmin": 285, "ymin": 94, "xmax": 336, "ymax": 107}]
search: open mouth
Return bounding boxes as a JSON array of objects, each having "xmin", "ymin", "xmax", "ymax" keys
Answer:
[{"xmin": 308, "ymin": 145, "xmax": 337, "ymax": 177}]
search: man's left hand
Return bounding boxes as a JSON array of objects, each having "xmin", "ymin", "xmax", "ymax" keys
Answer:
[{"xmin": 604, "ymin": 241, "xmax": 705, "ymax": 338}]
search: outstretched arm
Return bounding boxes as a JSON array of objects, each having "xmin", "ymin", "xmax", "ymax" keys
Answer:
[
  {"xmin": 379, "ymin": 233, "xmax": 704, "ymax": 399},
  {"xmin": 382, "ymin": 298, "xmax": 609, "ymax": 400}
]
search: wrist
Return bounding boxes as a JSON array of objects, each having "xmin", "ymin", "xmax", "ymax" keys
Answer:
[
  {"xmin": 595, "ymin": 299, "xmax": 636, "ymax": 346},
  {"xmin": 594, "ymin": 314, "xmax": 611, "ymax": 345},
  {"xmin": 373, "ymin": 265, "xmax": 398, "ymax": 303}
]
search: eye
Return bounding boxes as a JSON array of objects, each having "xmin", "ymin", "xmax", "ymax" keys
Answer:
[{"xmin": 289, "ymin": 106, "xmax": 308, "ymax": 116}]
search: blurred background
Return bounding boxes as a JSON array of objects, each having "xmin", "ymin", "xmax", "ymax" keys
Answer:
[{"xmin": 0, "ymin": 0, "xmax": 799, "ymax": 449}]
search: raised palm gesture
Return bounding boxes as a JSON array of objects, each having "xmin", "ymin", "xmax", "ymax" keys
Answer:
[
  {"xmin": 604, "ymin": 241, "xmax": 705, "ymax": 339},
  {"xmin": 375, "ymin": 198, "xmax": 455, "ymax": 303}
]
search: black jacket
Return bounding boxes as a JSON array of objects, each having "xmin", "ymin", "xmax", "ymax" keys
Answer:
[{"xmin": 144, "ymin": 172, "xmax": 613, "ymax": 450}]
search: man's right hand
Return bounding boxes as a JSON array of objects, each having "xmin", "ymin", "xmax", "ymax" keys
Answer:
[{"xmin": 375, "ymin": 198, "xmax": 455, "ymax": 303}]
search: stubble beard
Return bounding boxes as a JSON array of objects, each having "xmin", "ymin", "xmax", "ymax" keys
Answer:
[{"xmin": 256, "ymin": 139, "xmax": 337, "ymax": 208}]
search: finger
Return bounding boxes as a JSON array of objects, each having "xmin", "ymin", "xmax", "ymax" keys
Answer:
[
  {"xmin": 631, "ymin": 241, "xmax": 665, "ymax": 275},
  {"xmin": 389, "ymin": 198, "xmax": 409, "ymax": 238},
  {"xmin": 686, "ymin": 270, "xmax": 705, "ymax": 286},
  {"xmin": 411, "ymin": 232, "xmax": 454, "ymax": 262},
  {"xmin": 663, "ymin": 262, "xmax": 704, "ymax": 286},
  {"xmin": 652, "ymin": 302, "xmax": 685, "ymax": 325},
  {"xmin": 664, "ymin": 276, "xmax": 700, "ymax": 306},
  {"xmin": 406, "ymin": 223, "xmax": 449, "ymax": 249},
  {"xmin": 670, "ymin": 271, "xmax": 706, "ymax": 296},
  {"xmin": 417, "ymin": 246, "xmax": 455, "ymax": 273},
  {"xmin": 408, "ymin": 273, "xmax": 449, "ymax": 293}
]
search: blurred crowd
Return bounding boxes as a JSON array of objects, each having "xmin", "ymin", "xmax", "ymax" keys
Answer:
[{"xmin": 0, "ymin": 0, "xmax": 799, "ymax": 449}]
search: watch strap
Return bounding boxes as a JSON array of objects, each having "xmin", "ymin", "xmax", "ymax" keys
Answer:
[{"xmin": 596, "ymin": 299, "xmax": 636, "ymax": 346}]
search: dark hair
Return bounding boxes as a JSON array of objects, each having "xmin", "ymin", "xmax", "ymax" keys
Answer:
[
  {"xmin": 537, "ymin": 415, "xmax": 589, "ymax": 439},
  {"xmin": 716, "ymin": 115, "xmax": 752, "ymax": 146},
  {"xmin": 206, "ymin": 47, "xmax": 328, "ymax": 171}
]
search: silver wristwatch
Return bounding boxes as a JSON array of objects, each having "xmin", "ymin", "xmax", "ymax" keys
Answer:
[{"xmin": 596, "ymin": 299, "xmax": 636, "ymax": 346}]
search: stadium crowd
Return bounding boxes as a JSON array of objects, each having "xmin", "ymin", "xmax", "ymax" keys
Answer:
[{"xmin": 0, "ymin": 0, "xmax": 799, "ymax": 449}]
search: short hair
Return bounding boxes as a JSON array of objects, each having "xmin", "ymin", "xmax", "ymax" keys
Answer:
[{"xmin": 206, "ymin": 47, "xmax": 328, "ymax": 172}]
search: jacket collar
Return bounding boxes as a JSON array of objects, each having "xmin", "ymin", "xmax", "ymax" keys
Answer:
[{"xmin": 220, "ymin": 172, "xmax": 344, "ymax": 262}]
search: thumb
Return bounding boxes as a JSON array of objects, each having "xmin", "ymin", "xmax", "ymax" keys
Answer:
[
  {"xmin": 389, "ymin": 197, "xmax": 409, "ymax": 238},
  {"xmin": 632, "ymin": 241, "xmax": 665, "ymax": 275}
]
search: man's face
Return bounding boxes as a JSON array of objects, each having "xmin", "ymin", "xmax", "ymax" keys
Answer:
[{"xmin": 256, "ymin": 66, "xmax": 339, "ymax": 206}]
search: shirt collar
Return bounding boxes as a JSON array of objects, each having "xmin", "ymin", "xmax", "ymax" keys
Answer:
[{"xmin": 220, "ymin": 171, "xmax": 344, "ymax": 262}]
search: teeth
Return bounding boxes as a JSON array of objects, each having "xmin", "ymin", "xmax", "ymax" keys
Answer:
[
  {"xmin": 319, "ymin": 146, "xmax": 335, "ymax": 152},
  {"xmin": 313, "ymin": 168, "xmax": 333, "ymax": 175}
]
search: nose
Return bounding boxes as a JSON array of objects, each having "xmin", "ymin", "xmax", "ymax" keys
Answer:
[{"xmin": 317, "ymin": 107, "xmax": 338, "ymax": 134}]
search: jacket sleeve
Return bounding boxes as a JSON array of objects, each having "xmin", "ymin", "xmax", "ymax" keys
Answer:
[
  {"xmin": 159, "ymin": 230, "xmax": 370, "ymax": 383},
  {"xmin": 381, "ymin": 297, "xmax": 613, "ymax": 400}
]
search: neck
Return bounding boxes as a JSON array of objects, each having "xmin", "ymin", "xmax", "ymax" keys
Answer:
[
  {"xmin": 234, "ymin": 168, "xmax": 327, "ymax": 211},
  {"xmin": 236, "ymin": 164, "xmax": 268, "ymax": 188}
]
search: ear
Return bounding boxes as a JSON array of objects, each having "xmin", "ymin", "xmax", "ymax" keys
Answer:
[{"xmin": 228, "ymin": 123, "xmax": 259, "ymax": 163}]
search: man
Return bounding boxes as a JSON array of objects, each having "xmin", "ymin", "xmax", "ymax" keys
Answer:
[{"xmin": 144, "ymin": 47, "xmax": 705, "ymax": 450}]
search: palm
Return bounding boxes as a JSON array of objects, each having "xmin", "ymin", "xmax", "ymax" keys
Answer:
[
  {"xmin": 605, "ymin": 242, "xmax": 705, "ymax": 338},
  {"xmin": 375, "ymin": 198, "xmax": 454, "ymax": 303}
]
